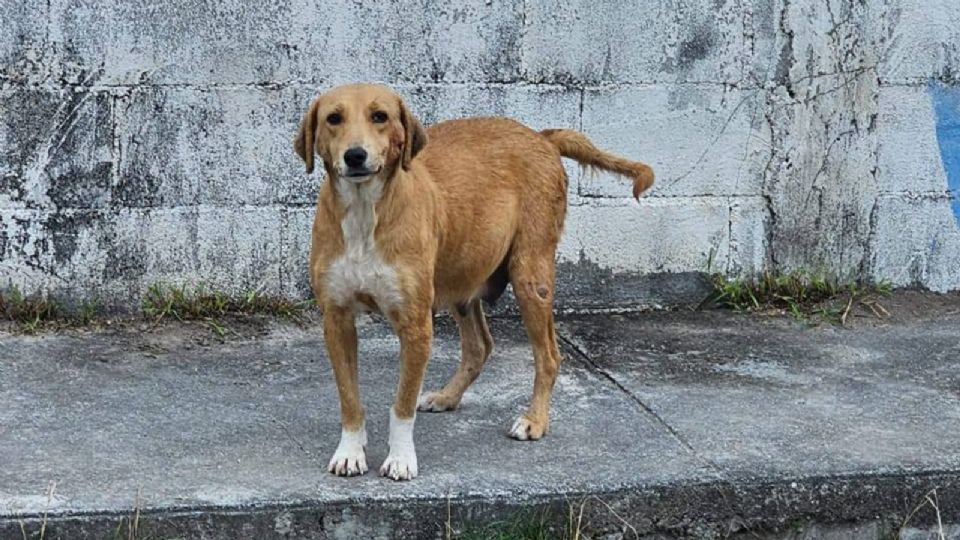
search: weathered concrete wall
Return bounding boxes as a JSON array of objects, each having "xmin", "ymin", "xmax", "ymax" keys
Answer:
[{"xmin": 1, "ymin": 0, "xmax": 959, "ymax": 309}]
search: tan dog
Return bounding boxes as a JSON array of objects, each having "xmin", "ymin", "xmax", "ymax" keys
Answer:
[{"xmin": 294, "ymin": 84, "xmax": 653, "ymax": 481}]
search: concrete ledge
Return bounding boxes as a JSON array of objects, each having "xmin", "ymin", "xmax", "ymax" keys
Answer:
[{"xmin": 6, "ymin": 473, "xmax": 960, "ymax": 539}]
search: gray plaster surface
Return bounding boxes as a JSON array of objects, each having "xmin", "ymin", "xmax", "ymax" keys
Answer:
[
  {"xmin": 5, "ymin": 0, "xmax": 960, "ymax": 305},
  {"xmin": 2, "ymin": 293, "xmax": 960, "ymax": 538}
]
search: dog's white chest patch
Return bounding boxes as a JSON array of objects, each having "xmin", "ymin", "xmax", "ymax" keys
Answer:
[{"xmin": 325, "ymin": 178, "xmax": 403, "ymax": 312}]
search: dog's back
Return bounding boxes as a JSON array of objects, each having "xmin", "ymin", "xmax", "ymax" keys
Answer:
[
  {"xmin": 421, "ymin": 116, "xmax": 569, "ymax": 201},
  {"xmin": 417, "ymin": 117, "xmax": 570, "ymax": 307}
]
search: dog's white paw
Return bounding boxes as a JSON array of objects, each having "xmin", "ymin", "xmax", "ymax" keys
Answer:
[
  {"xmin": 509, "ymin": 415, "xmax": 547, "ymax": 441},
  {"xmin": 380, "ymin": 407, "xmax": 418, "ymax": 481},
  {"xmin": 379, "ymin": 448, "xmax": 418, "ymax": 481},
  {"xmin": 417, "ymin": 391, "xmax": 459, "ymax": 412},
  {"xmin": 327, "ymin": 426, "xmax": 368, "ymax": 477}
]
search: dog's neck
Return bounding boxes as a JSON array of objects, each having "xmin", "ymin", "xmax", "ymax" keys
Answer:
[
  {"xmin": 335, "ymin": 174, "xmax": 386, "ymax": 208},
  {"xmin": 334, "ymin": 173, "xmax": 389, "ymax": 256}
]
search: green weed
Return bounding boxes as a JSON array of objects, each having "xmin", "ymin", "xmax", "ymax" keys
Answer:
[
  {"xmin": 0, "ymin": 287, "xmax": 104, "ymax": 333},
  {"xmin": 142, "ymin": 282, "xmax": 313, "ymax": 325},
  {"xmin": 0, "ymin": 283, "xmax": 313, "ymax": 335},
  {"xmin": 453, "ymin": 497, "xmax": 637, "ymax": 540},
  {"xmin": 703, "ymin": 270, "xmax": 893, "ymax": 325}
]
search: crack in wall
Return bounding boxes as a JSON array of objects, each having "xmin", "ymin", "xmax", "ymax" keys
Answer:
[{"xmin": 759, "ymin": 0, "xmax": 887, "ymax": 280}]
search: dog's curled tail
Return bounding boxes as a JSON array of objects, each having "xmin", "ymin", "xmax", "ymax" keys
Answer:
[{"xmin": 540, "ymin": 128, "xmax": 654, "ymax": 200}]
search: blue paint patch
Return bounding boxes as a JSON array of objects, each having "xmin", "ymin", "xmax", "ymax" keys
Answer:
[{"xmin": 930, "ymin": 81, "xmax": 960, "ymax": 225}]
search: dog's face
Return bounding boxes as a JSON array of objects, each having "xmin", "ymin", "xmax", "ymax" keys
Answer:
[{"xmin": 295, "ymin": 84, "xmax": 427, "ymax": 181}]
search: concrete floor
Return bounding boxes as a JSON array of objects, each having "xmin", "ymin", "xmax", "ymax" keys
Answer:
[{"xmin": 2, "ymin": 292, "xmax": 960, "ymax": 538}]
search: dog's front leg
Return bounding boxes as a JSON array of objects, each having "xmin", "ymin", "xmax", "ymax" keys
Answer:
[
  {"xmin": 323, "ymin": 304, "xmax": 368, "ymax": 476},
  {"xmin": 380, "ymin": 308, "xmax": 433, "ymax": 481}
]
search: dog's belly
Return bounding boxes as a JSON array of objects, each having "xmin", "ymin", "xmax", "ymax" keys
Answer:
[{"xmin": 434, "ymin": 237, "xmax": 513, "ymax": 308}]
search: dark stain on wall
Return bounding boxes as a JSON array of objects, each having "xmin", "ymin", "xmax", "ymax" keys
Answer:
[
  {"xmin": 112, "ymin": 167, "xmax": 164, "ymax": 208},
  {"xmin": 676, "ymin": 26, "xmax": 716, "ymax": 69},
  {"xmin": 103, "ymin": 236, "xmax": 147, "ymax": 281},
  {"xmin": 45, "ymin": 211, "xmax": 100, "ymax": 265},
  {"xmin": 114, "ymin": 90, "xmax": 174, "ymax": 207},
  {"xmin": 48, "ymin": 162, "xmax": 113, "ymax": 209},
  {"xmin": 10, "ymin": 215, "xmax": 49, "ymax": 273},
  {"xmin": 554, "ymin": 255, "xmax": 713, "ymax": 310},
  {"xmin": 44, "ymin": 92, "xmax": 114, "ymax": 209},
  {"xmin": 0, "ymin": 173, "xmax": 26, "ymax": 203},
  {"xmin": 0, "ymin": 214, "xmax": 9, "ymax": 262},
  {"xmin": 1, "ymin": 87, "xmax": 113, "ymax": 209},
  {"xmin": 1, "ymin": 88, "xmax": 58, "ymax": 207}
]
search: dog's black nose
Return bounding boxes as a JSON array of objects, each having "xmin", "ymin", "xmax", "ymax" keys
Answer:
[{"xmin": 343, "ymin": 147, "xmax": 367, "ymax": 168}]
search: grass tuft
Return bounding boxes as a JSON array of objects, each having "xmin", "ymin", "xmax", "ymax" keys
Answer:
[
  {"xmin": 457, "ymin": 509, "xmax": 568, "ymax": 540},
  {"xmin": 0, "ymin": 287, "xmax": 101, "ymax": 333},
  {"xmin": 0, "ymin": 283, "xmax": 313, "ymax": 335},
  {"xmin": 703, "ymin": 270, "xmax": 892, "ymax": 325},
  {"xmin": 453, "ymin": 497, "xmax": 638, "ymax": 540},
  {"xmin": 142, "ymin": 282, "xmax": 312, "ymax": 323},
  {"xmin": 898, "ymin": 488, "xmax": 946, "ymax": 540}
]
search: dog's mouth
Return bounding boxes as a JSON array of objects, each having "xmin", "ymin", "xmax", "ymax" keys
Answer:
[{"xmin": 343, "ymin": 167, "xmax": 381, "ymax": 180}]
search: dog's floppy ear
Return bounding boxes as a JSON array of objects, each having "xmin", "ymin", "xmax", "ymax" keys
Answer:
[
  {"xmin": 294, "ymin": 98, "xmax": 320, "ymax": 174},
  {"xmin": 399, "ymin": 98, "xmax": 427, "ymax": 171}
]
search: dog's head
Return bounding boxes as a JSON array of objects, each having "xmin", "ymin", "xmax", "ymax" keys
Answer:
[{"xmin": 294, "ymin": 84, "xmax": 427, "ymax": 181}]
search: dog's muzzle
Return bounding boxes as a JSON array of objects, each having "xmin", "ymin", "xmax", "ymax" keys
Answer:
[{"xmin": 341, "ymin": 147, "xmax": 380, "ymax": 181}]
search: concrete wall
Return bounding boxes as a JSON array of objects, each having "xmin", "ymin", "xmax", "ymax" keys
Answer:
[{"xmin": 1, "ymin": 0, "xmax": 959, "ymax": 310}]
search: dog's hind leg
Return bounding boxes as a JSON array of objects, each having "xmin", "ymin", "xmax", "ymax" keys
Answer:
[
  {"xmin": 508, "ymin": 250, "xmax": 562, "ymax": 441},
  {"xmin": 418, "ymin": 299, "xmax": 494, "ymax": 412}
]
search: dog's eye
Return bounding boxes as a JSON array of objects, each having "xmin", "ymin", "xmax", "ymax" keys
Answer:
[
  {"xmin": 371, "ymin": 111, "xmax": 388, "ymax": 124},
  {"xmin": 326, "ymin": 113, "xmax": 342, "ymax": 126}
]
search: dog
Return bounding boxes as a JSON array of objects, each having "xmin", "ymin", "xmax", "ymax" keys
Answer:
[{"xmin": 294, "ymin": 83, "xmax": 654, "ymax": 481}]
